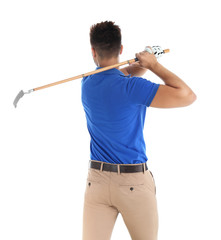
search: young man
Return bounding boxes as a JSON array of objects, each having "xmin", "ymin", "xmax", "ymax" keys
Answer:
[{"xmin": 81, "ymin": 21, "xmax": 196, "ymax": 240}]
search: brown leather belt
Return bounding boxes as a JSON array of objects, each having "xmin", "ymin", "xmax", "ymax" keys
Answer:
[{"xmin": 89, "ymin": 160, "xmax": 148, "ymax": 173}]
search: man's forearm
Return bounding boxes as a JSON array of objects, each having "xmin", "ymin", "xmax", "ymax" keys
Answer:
[
  {"xmin": 150, "ymin": 62, "xmax": 193, "ymax": 92},
  {"xmin": 122, "ymin": 63, "xmax": 148, "ymax": 77}
]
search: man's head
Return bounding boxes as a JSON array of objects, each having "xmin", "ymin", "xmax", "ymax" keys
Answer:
[{"xmin": 90, "ymin": 21, "xmax": 123, "ymax": 66}]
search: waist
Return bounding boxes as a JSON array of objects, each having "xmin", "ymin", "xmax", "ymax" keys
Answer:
[{"xmin": 88, "ymin": 159, "xmax": 148, "ymax": 173}]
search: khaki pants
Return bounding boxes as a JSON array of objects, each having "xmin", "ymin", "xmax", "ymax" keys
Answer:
[{"xmin": 82, "ymin": 160, "xmax": 158, "ymax": 240}]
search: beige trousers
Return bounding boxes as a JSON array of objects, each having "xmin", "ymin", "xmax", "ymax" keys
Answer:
[{"xmin": 82, "ymin": 160, "xmax": 158, "ymax": 240}]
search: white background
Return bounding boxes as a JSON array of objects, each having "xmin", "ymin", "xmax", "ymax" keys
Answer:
[{"xmin": 0, "ymin": 0, "xmax": 220, "ymax": 239}]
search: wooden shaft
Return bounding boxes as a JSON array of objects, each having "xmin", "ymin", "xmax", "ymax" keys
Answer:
[
  {"xmin": 34, "ymin": 58, "xmax": 136, "ymax": 91},
  {"xmin": 33, "ymin": 48, "xmax": 170, "ymax": 92},
  {"xmin": 163, "ymin": 49, "xmax": 170, "ymax": 53}
]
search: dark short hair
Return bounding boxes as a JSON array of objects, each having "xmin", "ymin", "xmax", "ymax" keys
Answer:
[{"xmin": 90, "ymin": 21, "xmax": 121, "ymax": 59}]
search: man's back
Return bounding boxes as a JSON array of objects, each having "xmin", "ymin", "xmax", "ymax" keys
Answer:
[{"xmin": 81, "ymin": 67, "xmax": 159, "ymax": 164}]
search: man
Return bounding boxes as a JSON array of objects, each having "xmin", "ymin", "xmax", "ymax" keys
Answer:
[{"xmin": 81, "ymin": 21, "xmax": 196, "ymax": 240}]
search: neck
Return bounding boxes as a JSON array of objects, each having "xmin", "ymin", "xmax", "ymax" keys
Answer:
[{"xmin": 97, "ymin": 56, "xmax": 120, "ymax": 68}]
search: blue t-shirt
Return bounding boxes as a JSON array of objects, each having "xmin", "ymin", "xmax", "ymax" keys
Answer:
[{"xmin": 81, "ymin": 66, "xmax": 160, "ymax": 164}]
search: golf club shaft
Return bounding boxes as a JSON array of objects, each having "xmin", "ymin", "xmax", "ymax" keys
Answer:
[
  {"xmin": 33, "ymin": 48, "xmax": 170, "ymax": 92},
  {"xmin": 33, "ymin": 58, "xmax": 137, "ymax": 91}
]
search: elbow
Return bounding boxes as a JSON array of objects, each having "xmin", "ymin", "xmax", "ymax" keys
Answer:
[
  {"xmin": 187, "ymin": 91, "xmax": 197, "ymax": 105},
  {"xmin": 176, "ymin": 88, "xmax": 197, "ymax": 107},
  {"xmin": 182, "ymin": 90, "xmax": 197, "ymax": 106}
]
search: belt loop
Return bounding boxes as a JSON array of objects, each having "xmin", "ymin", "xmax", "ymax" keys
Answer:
[
  {"xmin": 100, "ymin": 162, "xmax": 104, "ymax": 172},
  {"xmin": 143, "ymin": 163, "xmax": 145, "ymax": 174},
  {"xmin": 88, "ymin": 160, "xmax": 91, "ymax": 170},
  {"xmin": 117, "ymin": 164, "xmax": 120, "ymax": 175}
]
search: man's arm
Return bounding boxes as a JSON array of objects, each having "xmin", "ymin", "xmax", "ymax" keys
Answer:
[
  {"xmin": 135, "ymin": 51, "xmax": 197, "ymax": 108},
  {"xmin": 120, "ymin": 62, "xmax": 148, "ymax": 77},
  {"xmin": 150, "ymin": 63, "xmax": 196, "ymax": 107}
]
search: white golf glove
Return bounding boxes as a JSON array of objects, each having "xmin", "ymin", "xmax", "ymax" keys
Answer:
[{"xmin": 144, "ymin": 46, "xmax": 164, "ymax": 59}]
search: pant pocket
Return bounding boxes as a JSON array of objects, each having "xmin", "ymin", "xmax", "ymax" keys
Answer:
[
  {"xmin": 84, "ymin": 178, "xmax": 102, "ymax": 203},
  {"xmin": 118, "ymin": 183, "xmax": 146, "ymax": 195},
  {"xmin": 149, "ymin": 170, "xmax": 156, "ymax": 194}
]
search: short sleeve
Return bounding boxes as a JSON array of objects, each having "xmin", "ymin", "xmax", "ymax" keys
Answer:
[{"xmin": 126, "ymin": 77, "xmax": 160, "ymax": 107}]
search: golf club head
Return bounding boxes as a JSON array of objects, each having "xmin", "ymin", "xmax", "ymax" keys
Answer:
[
  {"xmin": 13, "ymin": 89, "xmax": 34, "ymax": 108},
  {"xmin": 13, "ymin": 90, "xmax": 25, "ymax": 108}
]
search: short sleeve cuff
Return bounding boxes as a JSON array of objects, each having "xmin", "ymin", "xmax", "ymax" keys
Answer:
[{"xmin": 146, "ymin": 83, "xmax": 160, "ymax": 107}]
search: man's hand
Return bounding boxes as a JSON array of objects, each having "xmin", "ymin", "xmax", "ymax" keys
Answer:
[
  {"xmin": 120, "ymin": 59, "xmax": 148, "ymax": 77},
  {"xmin": 135, "ymin": 46, "xmax": 158, "ymax": 70}
]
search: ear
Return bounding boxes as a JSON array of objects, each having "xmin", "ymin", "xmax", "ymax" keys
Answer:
[
  {"xmin": 91, "ymin": 47, "xmax": 96, "ymax": 58},
  {"xmin": 120, "ymin": 45, "xmax": 123, "ymax": 55}
]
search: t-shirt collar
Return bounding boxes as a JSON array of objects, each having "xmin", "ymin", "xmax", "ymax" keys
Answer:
[{"xmin": 95, "ymin": 66, "xmax": 125, "ymax": 76}]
